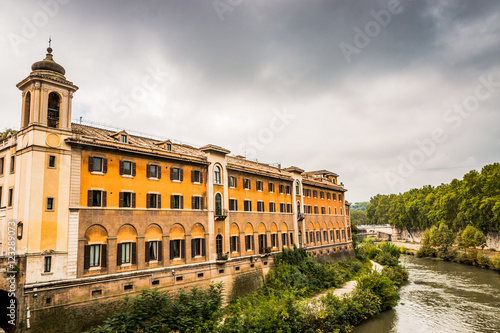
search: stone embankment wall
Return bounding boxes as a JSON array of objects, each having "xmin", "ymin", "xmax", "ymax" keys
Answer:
[{"xmin": 398, "ymin": 229, "xmax": 500, "ymax": 251}]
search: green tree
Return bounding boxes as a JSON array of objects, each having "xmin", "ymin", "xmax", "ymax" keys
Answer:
[
  {"xmin": 429, "ymin": 223, "xmax": 455, "ymax": 249},
  {"xmin": 461, "ymin": 225, "xmax": 487, "ymax": 251},
  {"xmin": 351, "ymin": 210, "xmax": 368, "ymax": 225}
]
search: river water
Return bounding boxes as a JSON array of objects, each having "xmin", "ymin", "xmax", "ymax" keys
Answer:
[{"xmin": 354, "ymin": 254, "xmax": 500, "ymax": 333}]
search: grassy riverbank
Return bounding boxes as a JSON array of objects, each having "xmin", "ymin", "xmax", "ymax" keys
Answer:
[{"xmin": 88, "ymin": 245, "xmax": 407, "ymax": 333}]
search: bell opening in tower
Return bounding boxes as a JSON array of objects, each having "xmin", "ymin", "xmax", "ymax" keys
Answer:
[{"xmin": 47, "ymin": 92, "xmax": 61, "ymax": 128}]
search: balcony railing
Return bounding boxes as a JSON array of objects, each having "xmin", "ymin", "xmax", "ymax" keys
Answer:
[{"xmin": 215, "ymin": 208, "xmax": 228, "ymax": 221}]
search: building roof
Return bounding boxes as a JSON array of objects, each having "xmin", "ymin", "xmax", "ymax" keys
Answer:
[{"xmin": 68, "ymin": 123, "xmax": 344, "ymax": 189}]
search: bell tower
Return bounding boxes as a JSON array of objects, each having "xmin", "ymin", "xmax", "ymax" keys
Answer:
[
  {"xmin": 16, "ymin": 43, "xmax": 78, "ymax": 130},
  {"xmin": 12, "ymin": 43, "xmax": 80, "ymax": 284}
]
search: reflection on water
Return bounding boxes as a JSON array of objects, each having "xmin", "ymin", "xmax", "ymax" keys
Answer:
[{"xmin": 354, "ymin": 255, "xmax": 500, "ymax": 333}]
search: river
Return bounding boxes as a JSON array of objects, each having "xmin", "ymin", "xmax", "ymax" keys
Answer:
[{"xmin": 354, "ymin": 254, "xmax": 500, "ymax": 333}]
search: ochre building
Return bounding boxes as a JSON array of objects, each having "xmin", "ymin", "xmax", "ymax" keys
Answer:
[{"xmin": 0, "ymin": 47, "xmax": 352, "ymax": 332}]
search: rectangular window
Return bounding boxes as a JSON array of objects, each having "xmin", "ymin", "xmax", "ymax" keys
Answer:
[
  {"xmin": 341, "ymin": 208, "xmax": 343, "ymax": 215},
  {"xmin": 192, "ymin": 170, "xmax": 203, "ymax": 183},
  {"xmin": 8, "ymin": 188, "xmax": 13, "ymax": 207},
  {"xmin": 321, "ymin": 207, "xmax": 325, "ymax": 214},
  {"xmin": 329, "ymin": 207, "xmax": 331, "ymax": 214},
  {"xmin": 336, "ymin": 230, "xmax": 340, "ymax": 240},
  {"xmin": 307, "ymin": 189, "xmax": 311, "ymax": 197},
  {"xmin": 48, "ymin": 155, "xmax": 56, "ymax": 168},
  {"xmin": 333, "ymin": 193, "xmax": 337, "ymax": 201},
  {"xmin": 229, "ymin": 199, "xmax": 238, "ymax": 211},
  {"xmin": 90, "ymin": 244, "xmax": 101, "ymax": 267},
  {"xmin": 320, "ymin": 191, "xmax": 324, "ymax": 199},
  {"xmin": 289, "ymin": 232, "xmax": 294, "ymax": 246},
  {"xmin": 256, "ymin": 180, "xmax": 263, "ymax": 191},
  {"xmin": 330, "ymin": 230, "xmax": 334, "ymax": 241},
  {"xmin": 166, "ymin": 143, "xmax": 172, "ymax": 151},
  {"xmin": 171, "ymin": 195, "xmax": 183, "ymax": 209},
  {"xmin": 120, "ymin": 192, "xmax": 136, "ymax": 208},
  {"xmin": 120, "ymin": 160, "xmax": 136, "ymax": 176},
  {"xmin": 120, "ymin": 134, "xmax": 127, "ymax": 143},
  {"xmin": 148, "ymin": 193, "xmax": 161, "ymax": 209},
  {"xmin": 314, "ymin": 206, "xmax": 319, "ymax": 214},
  {"xmin": 0, "ymin": 157, "xmax": 4, "ymax": 175},
  {"xmin": 120, "ymin": 242, "xmax": 131, "ymax": 264},
  {"xmin": 279, "ymin": 184, "xmax": 284, "ymax": 194},
  {"xmin": 339, "ymin": 194, "xmax": 343, "ymax": 202},
  {"xmin": 313, "ymin": 190, "xmax": 317, "ymax": 198},
  {"xmin": 10, "ymin": 156, "xmax": 15, "ymax": 173},
  {"xmin": 170, "ymin": 239, "xmax": 185, "ymax": 259},
  {"xmin": 257, "ymin": 201, "xmax": 264, "ymax": 212},
  {"xmin": 280, "ymin": 203, "xmax": 286, "ymax": 213},
  {"xmin": 268, "ymin": 182, "xmax": 274, "ymax": 193},
  {"xmin": 170, "ymin": 167, "xmax": 183, "ymax": 181},
  {"xmin": 271, "ymin": 234, "xmax": 278, "ymax": 248},
  {"xmin": 229, "ymin": 176, "xmax": 236, "ymax": 188},
  {"xmin": 243, "ymin": 178, "xmax": 251, "ymax": 190},
  {"xmin": 44, "ymin": 256, "xmax": 52, "ymax": 273},
  {"xmin": 285, "ymin": 185, "xmax": 291, "ymax": 195},
  {"xmin": 191, "ymin": 196, "xmax": 203, "ymax": 210},
  {"xmin": 282, "ymin": 233, "xmax": 287, "ymax": 248},
  {"xmin": 230, "ymin": 236, "xmax": 239, "ymax": 253},
  {"xmin": 147, "ymin": 164, "xmax": 161, "ymax": 179},
  {"xmin": 192, "ymin": 238, "xmax": 204, "ymax": 257},
  {"xmin": 89, "ymin": 156, "xmax": 107, "ymax": 173},
  {"xmin": 47, "ymin": 197, "xmax": 54, "ymax": 211},
  {"xmin": 316, "ymin": 231, "xmax": 321, "ymax": 243},
  {"xmin": 245, "ymin": 235, "xmax": 254, "ymax": 251},
  {"xmin": 88, "ymin": 190, "xmax": 107, "ymax": 207},
  {"xmin": 244, "ymin": 200, "xmax": 252, "ymax": 212},
  {"xmin": 327, "ymin": 192, "xmax": 331, "ymax": 200},
  {"xmin": 286, "ymin": 203, "xmax": 292, "ymax": 213},
  {"xmin": 148, "ymin": 241, "xmax": 158, "ymax": 261},
  {"xmin": 335, "ymin": 207, "xmax": 337, "ymax": 215},
  {"xmin": 269, "ymin": 202, "xmax": 276, "ymax": 212},
  {"xmin": 324, "ymin": 230, "xmax": 328, "ymax": 242},
  {"xmin": 308, "ymin": 205, "xmax": 312, "ymax": 214},
  {"xmin": 310, "ymin": 231, "xmax": 315, "ymax": 243},
  {"xmin": 342, "ymin": 230, "xmax": 346, "ymax": 240}
]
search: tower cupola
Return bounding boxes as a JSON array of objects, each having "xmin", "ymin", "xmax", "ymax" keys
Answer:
[{"xmin": 17, "ymin": 42, "xmax": 78, "ymax": 131}]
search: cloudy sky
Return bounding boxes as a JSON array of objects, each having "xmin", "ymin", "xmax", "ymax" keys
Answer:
[{"xmin": 1, "ymin": 0, "xmax": 499, "ymax": 203}]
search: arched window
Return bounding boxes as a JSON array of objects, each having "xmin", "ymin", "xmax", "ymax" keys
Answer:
[
  {"xmin": 215, "ymin": 193, "xmax": 222, "ymax": 215},
  {"xmin": 214, "ymin": 165, "xmax": 221, "ymax": 184},
  {"xmin": 23, "ymin": 92, "xmax": 31, "ymax": 128},
  {"xmin": 216, "ymin": 234, "xmax": 223, "ymax": 255},
  {"xmin": 84, "ymin": 225, "xmax": 108, "ymax": 270},
  {"xmin": 47, "ymin": 92, "xmax": 61, "ymax": 128}
]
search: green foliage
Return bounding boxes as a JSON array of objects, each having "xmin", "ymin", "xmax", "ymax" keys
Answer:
[
  {"xmin": 416, "ymin": 245, "xmax": 436, "ymax": 258},
  {"xmin": 429, "ymin": 223, "xmax": 455, "ymax": 249},
  {"xmin": 351, "ymin": 201, "xmax": 369, "ymax": 212},
  {"xmin": 357, "ymin": 271, "xmax": 400, "ymax": 310},
  {"xmin": 381, "ymin": 265, "xmax": 409, "ymax": 287},
  {"xmin": 460, "ymin": 225, "xmax": 487, "ymax": 250},
  {"xmin": 88, "ymin": 284, "xmax": 223, "ymax": 333},
  {"xmin": 351, "ymin": 210, "xmax": 368, "ymax": 225},
  {"xmin": 0, "ymin": 128, "xmax": 17, "ymax": 141},
  {"xmin": 366, "ymin": 163, "xmax": 500, "ymax": 233}
]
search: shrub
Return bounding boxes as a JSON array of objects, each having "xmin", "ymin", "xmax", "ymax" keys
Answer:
[
  {"xmin": 357, "ymin": 271, "xmax": 399, "ymax": 310},
  {"xmin": 476, "ymin": 253, "xmax": 492, "ymax": 268},
  {"xmin": 436, "ymin": 247, "xmax": 457, "ymax": 261},
  {"xmin": 88, "ymin": 284, "xmax": 223, "ymax": 333},
  {"xmin": 491, "ymin": 254, "xmax": 500, "ymax": 270},
  {"xmin": 399, "ymin": 246, "xmax": 407, "ymax": 254},
  {"xmin": 382, "ymin": 265, "xmax": 409, "ymax": 287},
  {"xmin": 416, "ymin": 245, "xmax": 436, "ymax": 258},
  {"xmin": 374, "ymin": 251, "xmax": 398, "ymax": 266}
]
